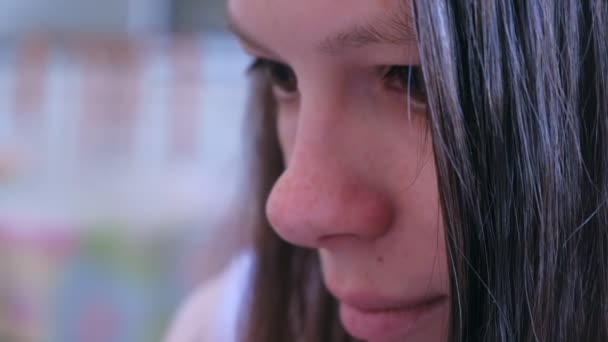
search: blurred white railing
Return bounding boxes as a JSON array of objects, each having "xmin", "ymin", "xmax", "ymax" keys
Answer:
[
  {"xmin": 0, "ymin": 0, "xmax": 171, "ymax": 34},
  {"xmin": 0, "ymin": 33, "xmax": 251, "ymax": 230}
]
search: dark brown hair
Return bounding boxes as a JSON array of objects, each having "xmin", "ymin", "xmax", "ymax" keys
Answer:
[{"xmin": 241, "ymin": 1, "xmax": 608, "ymax": 341}]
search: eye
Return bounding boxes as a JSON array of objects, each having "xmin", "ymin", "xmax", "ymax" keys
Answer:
[
  {"xmin": 382, "ymin": 65, "xmax": 426, "ymax": 102},
  {"xmin": 249, "ymin": 58, "xmax": 298, "ymax": 99}
]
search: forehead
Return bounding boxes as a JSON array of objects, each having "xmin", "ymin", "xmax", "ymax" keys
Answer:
[{"xmin": 227, "ymin": 0, "xmax": 413, "ymax": 56}]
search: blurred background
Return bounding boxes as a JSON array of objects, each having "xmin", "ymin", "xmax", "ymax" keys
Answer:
[{"xmin": 0, "ymin": 1, "xmax": 254, "ymax": 341}]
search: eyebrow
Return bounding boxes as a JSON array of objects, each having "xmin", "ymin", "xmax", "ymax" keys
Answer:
[
  {"xmin": 319, "ymin": 8, "xmax": 417, "ymax": 54},
  {"xmin": 227, "ymin": 4, "xmax": 417, "ymax": 57}
]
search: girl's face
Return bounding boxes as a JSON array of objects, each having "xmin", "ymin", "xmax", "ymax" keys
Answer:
[{"xmin": 229, "ymin": 0, "xmax": 449, "ymax": 341}]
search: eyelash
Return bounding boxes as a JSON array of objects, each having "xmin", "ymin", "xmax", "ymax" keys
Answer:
[
  {"xmin": 382, "ymin": 65, "xmax": 426, "ymax": 100},
  {"xmin": 249, "ymin": 58, "xmax": 298, "ymax": 96},
  {"xmin": 248, "ymin": 58, "xmax": 426, "ymax": 101}
]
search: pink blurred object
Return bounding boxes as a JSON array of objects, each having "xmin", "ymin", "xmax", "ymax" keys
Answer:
[{"xmin": 0, "ymin": 219, "xmax": 77, "ymax": 342}]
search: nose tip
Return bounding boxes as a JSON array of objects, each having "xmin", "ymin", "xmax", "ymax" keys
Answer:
[{"xmin": 265, "ymin": 164, "xmax": 395, "ymax": 249}]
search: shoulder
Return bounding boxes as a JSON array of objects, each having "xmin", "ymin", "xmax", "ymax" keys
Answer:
[{"xmin": 165, "ymin": 251, "xmax": 254, "ymax": 342}]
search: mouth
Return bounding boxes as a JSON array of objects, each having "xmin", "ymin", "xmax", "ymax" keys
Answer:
[{"xmin": 336, "ymin": 293, "xmax": 447, "ymax": 341}]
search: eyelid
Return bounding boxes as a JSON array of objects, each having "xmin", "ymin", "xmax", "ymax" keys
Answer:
[
  {"xmin": 233, "ymin": 28, "xmax": 284, "ymax": 61},
  {"xmin": 381, "ymin": 65, "xmax": 424, "ymax": 86},
  {"xmin": 246, "ymin": 55, "xmax": 288, "ymax": 73},
  {"xmin": 237, "ymin": 39, "xmax": 287, "ymax": 70},
  {"xmin": 380, "ymin": 65, "xmax": 412, "ymax": 79}
]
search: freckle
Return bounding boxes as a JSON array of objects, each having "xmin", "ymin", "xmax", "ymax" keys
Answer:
[{"xmin": 377, "ymin": 256, "xmax": 384, "ymax": 263}]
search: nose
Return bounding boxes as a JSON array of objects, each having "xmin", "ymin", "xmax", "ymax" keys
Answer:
[{"xmin": 265, "ymin": 112, "xmax": 395, "ymax": 249}]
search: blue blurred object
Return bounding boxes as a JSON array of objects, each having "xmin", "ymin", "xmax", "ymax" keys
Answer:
[{"xmin": 51, "ymin": 229, "xmax": 183, "ymax": 342}]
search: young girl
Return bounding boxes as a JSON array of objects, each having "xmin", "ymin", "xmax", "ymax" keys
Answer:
[{"xmin": 168, "ymin": 0, "xmax": 608, "ymax": 341}]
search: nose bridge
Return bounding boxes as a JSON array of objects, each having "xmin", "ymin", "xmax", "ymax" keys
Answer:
[
  {"xmin": 290, "ymin": 78, "xmax": 361, "ymax": 164},
  {"xmin": 265, "ymin": 96, "xmax": 394, "ymax": 248}
]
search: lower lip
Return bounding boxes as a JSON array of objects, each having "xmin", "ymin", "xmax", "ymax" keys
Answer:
[{"xmin": 339, "ymin": 297, "xmax": 445, "ymax": 341}]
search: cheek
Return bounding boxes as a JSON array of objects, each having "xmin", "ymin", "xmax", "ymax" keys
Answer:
[
  {"xmin": 375, "ymin": 125, "xmax": 448, "ymax": 288},
  {"xmin": 391, "ymin": 138, "xmax": 442, "ymax": 247}
]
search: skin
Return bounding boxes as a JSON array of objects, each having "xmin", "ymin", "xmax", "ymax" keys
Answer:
[{"xmin": 228, "ymin": 0, "xmax": 450, "ymax": 341}]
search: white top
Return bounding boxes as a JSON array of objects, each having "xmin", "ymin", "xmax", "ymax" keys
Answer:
[{"xmin": 165, "ymin": 252, "xmax": 253, "ymax": 342}]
